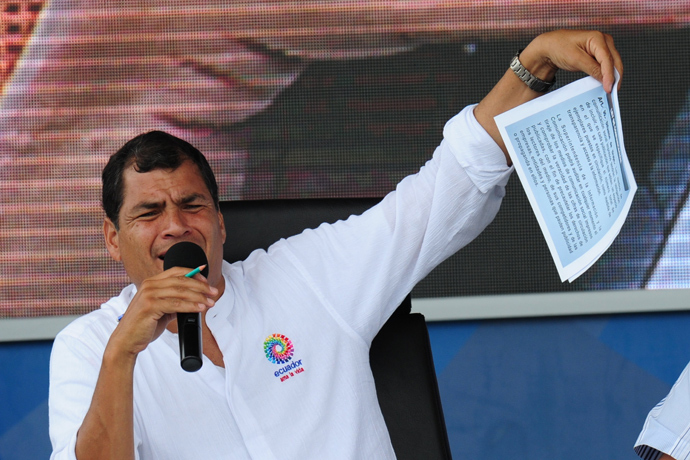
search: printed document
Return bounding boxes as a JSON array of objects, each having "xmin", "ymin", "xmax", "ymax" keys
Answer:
[{"xmin": 495, "ymin": 72, "xmax": 636, "ymax": 282}]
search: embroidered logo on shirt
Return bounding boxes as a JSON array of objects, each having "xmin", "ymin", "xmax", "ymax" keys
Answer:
[
  {"xmin": 263, "ymin": 333, "xmax": 294, "ymax": 364},
  {"xmin": 263, "ymin": 333, "xmax": 306, "ymax": 382}
]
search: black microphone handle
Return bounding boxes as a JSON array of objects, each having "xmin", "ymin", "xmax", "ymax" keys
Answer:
[
  {"xmin": 163, "ymin": 241, "xmax": 208, "ymax": 373},
  {"xmin": 177, "ymin": 312, "xmax": 203, "ymax": 372}
]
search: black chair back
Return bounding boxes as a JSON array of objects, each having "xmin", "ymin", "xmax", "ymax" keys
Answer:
[{"xmin": 220, "ymin": 198, "xmax": 452, "ymax": 460}]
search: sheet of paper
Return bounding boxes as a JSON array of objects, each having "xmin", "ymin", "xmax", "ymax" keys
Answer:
[{"xmin": 495, "ymin": 72, "xmax": 636, "ymax": 282}]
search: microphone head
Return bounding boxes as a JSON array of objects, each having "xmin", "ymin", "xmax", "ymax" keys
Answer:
[{"xmin": 163, "ymin": 242, "xmax": 209, "ymax": 277}]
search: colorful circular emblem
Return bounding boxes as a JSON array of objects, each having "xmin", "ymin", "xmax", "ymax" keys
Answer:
[{"xmin": 263, "ymin": 334, "xmax": 294, "ymax": 364}]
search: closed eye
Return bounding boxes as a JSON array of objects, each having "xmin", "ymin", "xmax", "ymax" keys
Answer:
[
  {"xmin": 136, "ymin": 210, "xmax": 159, "ymax": 219},
  {"xmin": 183, "ymin": 203, "xmax": 206, "ymax": 212}
]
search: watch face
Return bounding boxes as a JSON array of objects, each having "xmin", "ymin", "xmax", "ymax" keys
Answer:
[{"xmin": 510, "ymin": 55, "xmax": 520, "ymax": 71}]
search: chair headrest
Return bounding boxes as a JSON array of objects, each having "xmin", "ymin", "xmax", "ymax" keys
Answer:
[{"xmin": 220, "ymin": 197, "xmax": 381, "ymax": 263}]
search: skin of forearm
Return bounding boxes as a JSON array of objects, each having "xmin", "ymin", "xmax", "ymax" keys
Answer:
[
  {"xmin": 75, "ymin": 342, "xmax": 137, "ymax": 460},
  {"xmin": 473, "ymin": 38, "xmax": 557, "ymax": 165}
]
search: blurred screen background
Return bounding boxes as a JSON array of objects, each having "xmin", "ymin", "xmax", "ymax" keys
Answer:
[{"xmin": 1, "ymin": 1, "xmax": 689, "ymax": 318}]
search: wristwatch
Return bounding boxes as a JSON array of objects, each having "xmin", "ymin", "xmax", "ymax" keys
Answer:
[{"xmin": 509, "ymin": 50, "xmax": 556, "ymax": 93}]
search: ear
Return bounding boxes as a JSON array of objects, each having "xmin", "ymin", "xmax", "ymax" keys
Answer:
[
  {"xmin": 217, "ymin": 209, "xmax": 226, "ymax": 244},
  {"xmin": 103, "ymin": 217, "xmax": 122, "ymax": 262}
]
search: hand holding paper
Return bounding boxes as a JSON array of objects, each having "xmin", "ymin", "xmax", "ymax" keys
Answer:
[{"xmin": 474, "ymin": 30, "xmax": 622, "ymax": 160}]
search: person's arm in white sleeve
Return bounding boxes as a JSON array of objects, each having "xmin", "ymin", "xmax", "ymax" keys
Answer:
[
  {"xmin": 276, "ymin": 105, "xmax": 510, "ymax": 340},
  {"xmin": 50, "ymin": 333, "xmax": 97, "ymax": 460},
  {"xmin": 49, "ymin": 323, "xmax": 126, "ymax": 460},
  {"xmin": 635, "ymin": 361, "xmax": 690, "ymax": 460},
  {"xmin": 49, "ymin": 266, "xmax": 218, "ymax": 460},
  {"xmin": 273, "ymin": 30, "xmax": 623, "ymax": 341}
]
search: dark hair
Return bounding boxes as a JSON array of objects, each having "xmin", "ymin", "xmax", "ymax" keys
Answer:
[{"xmin": 102, "ymin": 131, "xmax": 219, "ymax": 228}]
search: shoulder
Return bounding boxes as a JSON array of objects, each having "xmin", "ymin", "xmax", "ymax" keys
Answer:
[{"xmin": 54, "ymin": 284, "xmax": 134, "ymax": 350}]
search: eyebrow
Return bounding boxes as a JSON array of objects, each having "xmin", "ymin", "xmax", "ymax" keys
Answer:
[
  {"xmin": 129, "ymin": 193, "xmax": 209, "ymax": 214},
  {"xmin": 179, "ymin": 193, "xmax": 208, "ymax": 205}
]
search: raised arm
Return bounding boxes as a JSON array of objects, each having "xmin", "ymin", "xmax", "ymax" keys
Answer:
[
  {"xmin": 261, "ymin": 30, "xmax": 625, "ymax": 343},
  {"xmin": 474, "ymin": 29, "xmax": 623, "ymax": 163}
]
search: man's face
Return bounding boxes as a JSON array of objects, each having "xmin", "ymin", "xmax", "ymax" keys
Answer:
[{"xmin": 103, "ymin": 160, "xmax": 226, "ymax": 290}]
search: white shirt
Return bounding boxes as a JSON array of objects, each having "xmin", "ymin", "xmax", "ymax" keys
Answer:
[
  {"xmin": 636, "ymin": 361, "xmax": 690, "ymax": 460},
  {"xmin": 49, "ymin": 105, "xmax": 513, "ymax": 459}
]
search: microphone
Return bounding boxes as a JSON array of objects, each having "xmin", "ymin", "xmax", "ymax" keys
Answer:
[{"xmin": 163, "ymin": 241, "xmax": 208, "ymax": 372}]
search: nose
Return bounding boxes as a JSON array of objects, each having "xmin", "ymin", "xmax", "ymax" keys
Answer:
[{"xmin": 162, "ymin": 208, "xmax": 192, "ymax": 238}]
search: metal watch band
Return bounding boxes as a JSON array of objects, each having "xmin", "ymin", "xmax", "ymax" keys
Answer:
[{"xmin": 509, "ymin": 50, "xmax": 555, "ymax": 93}]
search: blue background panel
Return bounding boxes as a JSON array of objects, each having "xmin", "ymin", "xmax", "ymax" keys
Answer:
[
  {"xmin": 0, "ymin": 342, "xmax": 52, "ymax": 459},
  {"xmin": 2, "ymin": 311, "xmax": 688, "ymax": 460}
]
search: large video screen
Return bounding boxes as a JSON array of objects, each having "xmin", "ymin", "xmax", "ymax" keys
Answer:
[{"xmin": 1, "ymin": 1, "xmax": 689, "ymax": 318}]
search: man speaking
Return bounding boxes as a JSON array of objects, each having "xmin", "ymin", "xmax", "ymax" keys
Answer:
[{"xmin": 49, "ymin": 30, "xmax": 622, "ymax": 459}]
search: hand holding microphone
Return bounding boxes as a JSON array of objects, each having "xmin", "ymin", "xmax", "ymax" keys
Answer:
[{"xmin": 163, "ymin": 241, "xmax": 209, "ymax": 372}]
